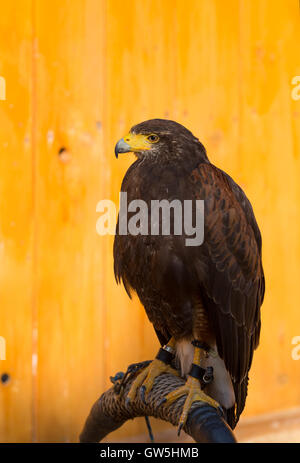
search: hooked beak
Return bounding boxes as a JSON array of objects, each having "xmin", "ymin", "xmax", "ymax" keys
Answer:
[
  {"xmin": 115, "ymin": 133, "xmax": 152, "ymax": 158},
  {"xmin": 115, "ymin": 138, "xmax": 131, "ymax": 159}
]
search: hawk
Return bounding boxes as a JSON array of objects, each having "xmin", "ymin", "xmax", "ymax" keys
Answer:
[{"xmin": 114, "ymin": 119, "xmax": 264, "ymax": 432}]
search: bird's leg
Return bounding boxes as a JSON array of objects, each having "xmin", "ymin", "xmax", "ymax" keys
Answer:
[
  {"xmin": 125, "ymin": 337, "xmax": 179, "ymax": 406},
  {"xmin": 162, "ymin": 340, "xmax": 221, "ymax": 435}
]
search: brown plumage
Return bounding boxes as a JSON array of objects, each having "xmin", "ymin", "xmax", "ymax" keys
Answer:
[{"xmin": 113, "ymin": 119, "xmax": 265, "ymax": 428}]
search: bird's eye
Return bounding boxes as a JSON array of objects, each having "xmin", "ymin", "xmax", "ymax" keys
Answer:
[{"xmin": 147, "ymin": 134, "xmax": 159, "ymax": 143}]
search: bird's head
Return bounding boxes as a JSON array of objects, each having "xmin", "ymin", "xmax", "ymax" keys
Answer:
[{"xmin": 115, "ymin": 119, "xmax": 208, "ymax": 163}]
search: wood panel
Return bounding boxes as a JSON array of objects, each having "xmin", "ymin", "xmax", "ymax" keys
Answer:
[
  {"xmin": 0, "ymin": 0, "xmax": 33, "ymax": 442},
  {"xmin": 33, "ymin": 0, "xmax": 107, "ymax": 442},
  {"xmin": 237, "ymin": 0, "xmax": 300, "ymax": 416},
  {"xmin": 0, "ymin": 0, "xmax": 299, "ymax": 443}
]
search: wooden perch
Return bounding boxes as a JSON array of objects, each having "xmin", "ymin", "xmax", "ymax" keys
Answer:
[{"xmin": 79, "ymin": 361, "xmax": 237, "ymax": 443}]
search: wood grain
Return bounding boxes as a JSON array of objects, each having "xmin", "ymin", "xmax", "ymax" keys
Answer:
[
  {"xmin": 0, "ymin": 0, "xmax": 33, "ymax": 442},
  {"xmin": 0, "ymin": 0, "xmax": 299, "ymax": 442}
]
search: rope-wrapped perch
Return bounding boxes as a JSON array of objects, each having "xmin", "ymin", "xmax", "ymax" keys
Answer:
[{"xmin": 79, "ymin": 361, "xmax": 237, "ymax": 443}]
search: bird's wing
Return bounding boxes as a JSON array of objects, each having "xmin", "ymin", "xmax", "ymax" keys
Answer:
[{"xmin": 189, "ymin": 163, "xmax": 264, "ymax": 426}]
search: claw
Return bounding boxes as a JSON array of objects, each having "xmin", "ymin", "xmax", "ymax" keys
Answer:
[
  {"xmin": 158, "ymin": 397, "xmax": 166, "ymax": 407},
  {"xmin": 177, "ymin": 422, "xmax": 184, "ymax": 437},
  {"xmin": 125, "ymin": 397, "xmax": 131, "ymax": 410},
  {"xmin": 125, "ymin": 358, "xmax": 179, "ymax": 408},
  {"xmin": 217, "ymin": 405, "xmax": 225, "ymax": 417},
  {"xmin": 163, "ymin": 376, "xmax": 220, "ymax": 435},
  {"xmin": 140, "ymin": 385, "xmax": 147, "ymax": 404}
]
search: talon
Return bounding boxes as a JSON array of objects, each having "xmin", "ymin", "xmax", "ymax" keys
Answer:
[
  {"xmin": 125, "ymin": 397, "xmax": 131, "ymax": 410},
  {"xmin": 163, "ymin": 375, "xmax": 220, "ymax": 434},
  {"xmin": 125, "ymin": 356, "xmax": 179, "ymax": 406},
  {"xmin": 158, "ymin": 397, "xmax": 166, "ymax": 407},
  {"xmin": 217, "ymin": 405, "xmax": 225, "ymax": 417},
  {"xmin": 140, "ymin": 385, "xmax": 146, "ymax": 404},
  {"xmin": 177, "ymin": 422, "xmax": 184, "ymax": 437}
]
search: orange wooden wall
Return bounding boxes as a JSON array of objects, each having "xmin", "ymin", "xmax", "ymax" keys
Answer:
[{"xmin": 0, "ymin": 0, "xmax": 300, "ymax": 442}]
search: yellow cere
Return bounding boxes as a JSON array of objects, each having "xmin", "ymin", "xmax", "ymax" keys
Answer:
[{"xmin": 123, "ymin": 133, "xmax": 153, "ymax": 151}]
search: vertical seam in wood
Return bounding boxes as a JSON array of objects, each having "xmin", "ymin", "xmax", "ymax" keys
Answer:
[
  {"xmin": 31, "ymin": 0, "xmax": 38, "ymax": 443},
  {"xmin": 101, "ymin": 0, "xmax": 108, "ymax": 393}
]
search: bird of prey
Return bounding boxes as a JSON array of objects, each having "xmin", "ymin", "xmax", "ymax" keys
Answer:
[{"xmin": 114, "ymin": 119, "xmax": 264, "ymax": 432}]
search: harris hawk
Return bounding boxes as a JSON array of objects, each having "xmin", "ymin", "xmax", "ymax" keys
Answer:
[{"xmin": 113, "ymin": 119, "xmax": 264, "ymax": 432}]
